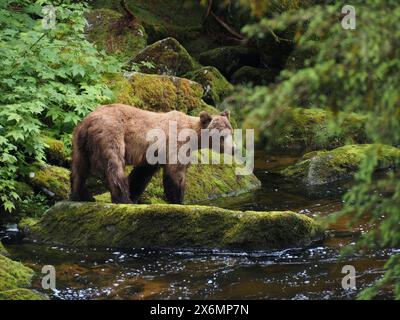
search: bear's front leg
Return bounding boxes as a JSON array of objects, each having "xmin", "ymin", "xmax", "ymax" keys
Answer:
[{"xmin": 163, "ymin": 165, "xmax": 187, "ymax": 204}]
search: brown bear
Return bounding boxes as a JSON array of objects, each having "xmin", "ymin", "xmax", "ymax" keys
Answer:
[{"xmin": 70, "ymin": 103, "xmax": 234, "ymax": 204}]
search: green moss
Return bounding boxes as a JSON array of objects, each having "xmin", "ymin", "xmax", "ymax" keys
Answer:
[
  {"xmin": 0, "ymin": 288, "xmax": 46, "ymax": 300},
  {"xmin": 43, "ymin": 136, "xmax": 69, "ymax": 167},
  {"xmin": 131, "ymin": 37, "xmax": 196, "ymax": 76},
  {"xmin": 0, "ymin": 242, "xmax": 7, "ymax": 256},
  {"xmin": 29, "ymin": 165, "xmax": 69, "ymax": 200},
  {"xmin": 85, "ymin": 9, "xmax": 147, "ymax": 59},
  {"xmin": 198, "ymin": 46, "xmax": 260, "ymax": 78},
  {"xmin": 259, "ymin": 108, "xmax": 369, "ymax": 153},
  {"xmin": 184, "ymin": 66, "xmax": 234, "ymax": 106},
  {"xmin": 281, "ymin": 144, "xmax": 400, "ymax": 186},
  {"xmin": 231, "ymin": 66, "xmax": 277, "ymax": 85},
  {"xmin": 108, "ymin": 72, "xmax": 204, "ymax": 113},
  {"xmin": 25, "ymin": 201, "xmax": 322, "ymax": 250},
  {"xmin": 0, "ymin": 252, "xmax": 46, "ymax": 300}
]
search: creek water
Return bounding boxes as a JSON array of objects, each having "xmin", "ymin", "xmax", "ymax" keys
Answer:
[{"xmin": 3, "ymin": 154, "xmax": 393, "ymax": 300}]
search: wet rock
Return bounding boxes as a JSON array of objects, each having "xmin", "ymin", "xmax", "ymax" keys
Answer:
[
  {"xmin": 23, "ymin": 201, "xmax": 321, "ymax": 250},
  {"xmin": 130, "ymin": 37, "xmax": 196, "ymax": 76},
  {"xmin": 256, "ymin": 108, "xmax": 369, "ymax": 153},
  {"xmin": 184, "ymin": 66, "xmax": 234, "ymax": 106},
  {"xmin": 281, "ymin": 144, "xmax": 400, "ymax": 186},
  {"xmin": 199, "ymin": 46, "xmax": 260, "ymax": 78},
  {"xmin": 231, "ymin": 66, "xmax": 278, "ymax": 86},
  {"xmin": 85, "ymin": 9, "xmax": 147, "ymax": 59},
  {"xmin": 0, "ymin": 251, "xmax": 46, "ymax": 300}
]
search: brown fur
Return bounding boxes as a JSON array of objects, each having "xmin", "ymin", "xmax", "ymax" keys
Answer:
[{"xmin": 70, "ymin": 104, "xmax": 233, "ymax": 204}]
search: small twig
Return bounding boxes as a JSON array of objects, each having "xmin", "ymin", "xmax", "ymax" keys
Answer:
[{"xmin": 210, "ymin": 11, "xmax": 245, "ymax": 41}]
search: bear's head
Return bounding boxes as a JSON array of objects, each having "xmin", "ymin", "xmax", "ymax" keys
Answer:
[{"xmin": 200, "ymin": 110, "xmax": 235, "ymax": 155}]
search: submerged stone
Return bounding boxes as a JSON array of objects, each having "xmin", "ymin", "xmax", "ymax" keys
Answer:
[
  {"xmin": 130, "ymin": 37, "xmax": 196, "ymax": 76},
  {"xmin": 281, "ymin": 144, "xmax": 400, "ymax": 186},
  {"xmin": 23, "ymin": 201, "xmax": 321, "ymax": 250}
]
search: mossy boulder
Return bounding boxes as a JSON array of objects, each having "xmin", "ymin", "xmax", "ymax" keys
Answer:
[
  {"xmin": 0, "ymin": 242, "xmax": 7, "ymax": 256},
  {"xmin": 256, "ymin": 108, "xmax": 369, "ymax": 153},
  {"xmin": 198, "ymin": 46, "xmax": 260, "ymax": 78},
  {"xmin": 23, "ymin": 201, "xmax": 321, "ymax": 250},
  {"xmin": 0, "ymin": 253, "xmax": 45, "ymax": 300},
  {"xmin": 281, "ymin": 144, "xmax": 400, "ymax": 186},
  {"xmin": 108, "ymin": 72, "xmax": 207, "ymax": 114},
  {"xmin": 85, "ymin": 8, "xmax": 147, "ymax": 59},
  {"xmin": 231, "ymin": 66, "xmax": 278, "ymax": 86},
  {"xmin": 96, "ymin": 152, "xmax": 261, "ymax": 204},
  {"xmin": 131, "ymin": 37, "xmax": 196, "ymax": 76},
  {"xmin": 29, "ymin": 165, "xmax": 69, "ymax": 200},
  {"xmin": 184, "ymin": 67, "xmax": 234, "ymax": 106},
  {"xmin": 43, "ymin": 136, "xmax": 69, "ymax": 167}
]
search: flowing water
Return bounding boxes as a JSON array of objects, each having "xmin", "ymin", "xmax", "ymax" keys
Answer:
[{"xmin": 2, "ymin": 154, "xmax": 393, "ymax": 300}]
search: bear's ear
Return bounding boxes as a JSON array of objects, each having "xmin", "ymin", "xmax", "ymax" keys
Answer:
[
  {"xmin": 220, "ymin": 110, "xmax": 230, "ymax": 119},
  {"xmin": 200, "ymin": 111, "xmax": 212, "ymax": 128}
]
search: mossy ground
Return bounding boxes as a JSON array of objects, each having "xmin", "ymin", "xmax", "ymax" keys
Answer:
[
  {"xmin": 24, "ymin": 201, "xmax": 321, "ymax": 250},
  {"xmin": 0, "ymin": 252, "xmax": 45, "ymax": 300},
  {"xmin": 184, "ymin": 66, "xmax": 234, "ymax": 106},
  {"xmin": 258, "ymin": 108, "xmax": 369, "ymax": 153},
  {"xmin": 131, "ymin": 37, "xmax": 196, "ymax": 76},
  {"xmin": 85, "ymin": 8, "xmax": 147, "ymax": 60},
  {"xmin": 281, "ymin": 144, "xmax": 400, "ymax": 186},
  {"xmin": 43, "ymin": 136, "xmax": 69, "ymax": 167}
]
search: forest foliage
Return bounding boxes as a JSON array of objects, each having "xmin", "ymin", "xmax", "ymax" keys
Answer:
[{"xmin": 0, "ymin": 0, "xmax": 399, "ymax": 299}]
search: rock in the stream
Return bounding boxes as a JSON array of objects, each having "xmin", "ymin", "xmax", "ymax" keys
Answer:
[
  {"xmin": 281, "ymin": 144, "xmax": 400, "ymax": 186},
  {"xmin": 32, "ymin": 152, "xmax": 260, "ymax": 204},
  {"xmin": 184, "ymin": 66, "xmax": 234, "ymax": 106},
  {"xmin": 85, "ymin": 9, "xmax": 147, "ymax": 58},
  {"xmin": 130, "ymin": 37, "xmax": 196, "ymax": 76},
  {"xmin": 255, "ymin": 108, "xmax": 369, "ymax": 153},
  {"xmin": 22, "ymin": 201, "xmax": 321, "ymax": 250},
  {"xmin": 0, "ymin": 249, "xmax": 46, "ymax": 300}
]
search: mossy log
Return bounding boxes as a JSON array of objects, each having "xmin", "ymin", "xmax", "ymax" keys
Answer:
[{"xmin": 22, "ymin": 201, "xmax": 321, "ymax": 250}]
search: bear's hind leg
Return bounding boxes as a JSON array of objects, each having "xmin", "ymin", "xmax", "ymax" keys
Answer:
[
  {"xmin": 106, "ymin": 157, "xmax": 132, "ymax": 204},
  {"xmin": 128, "ymin": 164, "xmax": 159, "ymax": 203},
  {"xmin": 70, "ymin": 150, "xmax": 94, "ymax": 202},
  {"xmin": 163, "ymin": 165, "xmax": 187, "ymax": 204}
]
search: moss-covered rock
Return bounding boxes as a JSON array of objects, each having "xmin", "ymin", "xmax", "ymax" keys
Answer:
[
  {"xmin": 85, "ymin": 8, "xmax": 147, "ymax": 59},
  {"xmin": 29, "ymin": 165, "xmax": 69, "ymax": 200},
  {"xmin": 131, "ymin": 37, "xmax": 196, "ymax": 76},
  {"xmin": 0, "ymin": 242, "xmax": 7, "ymax": 256},
  {"xmin": 23, "ymin": 201, "xmax": 321, "ymax": 250},
  {"xmin": 0, "ymin": 253, "xmax": 45, "ymax": 300},
  {"xmin": 281, "ymin": 144, "xmax": 400, "ymax": 186},
  {"xmin": 43, "ymin": 136, "xmax": 69, "ymax": 167},
  {"xmin": 231, "ymin": 66, "xmax": 278, "ymax": 85},
  {"xmin": 257, "ymin": 108, "xmax": 369, "ymax": 153},
  {"xmin": 184, "ymin": 66, "xmax": 234, "ymax": 106},
  {"xmin": 96, "ymin": 152, "xmax": 261, "ymax": 204},
  {"xmin": 198, "ymin": 46, "xmax": 260, "ymax": 78},
  {"xmin": 108, "ymin": 72, "xmax": 207, "ymax": 114}
]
